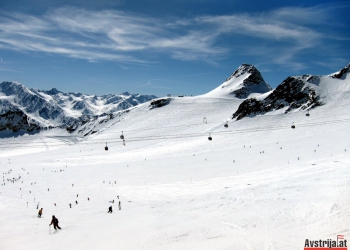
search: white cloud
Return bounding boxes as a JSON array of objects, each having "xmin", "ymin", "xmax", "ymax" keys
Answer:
[{"xmin": 0, "ymin": 4, "xmax": 347, "ymax": 69}]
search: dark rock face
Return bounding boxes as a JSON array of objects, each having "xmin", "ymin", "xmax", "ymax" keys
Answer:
[
  {"xmin": 38, "ymin": 105, "xmax": 62, "ymax": 120},
  {"xmin": 223, "ymin": 64, "xmax": 271, "ymax": 98},
  {"xmin": 231, "ymin": 76, "xmax": 323, "ymax": 120},
  {"xmin": 149, "ymin": 98, "xmax": 170, "ymax": 109},
  {"xmin": 0, "ymin": 110, "xmax": 41, "ymax": 132}
]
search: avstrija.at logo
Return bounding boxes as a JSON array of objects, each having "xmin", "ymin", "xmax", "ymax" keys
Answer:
[{"xmin": 304, "ymin": 235, "xmax": 347, "ymax": 250}]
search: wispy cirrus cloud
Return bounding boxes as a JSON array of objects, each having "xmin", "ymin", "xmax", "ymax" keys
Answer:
[
  {"xmin": 0, "ymin": 4, "xmax": 347, "ymax": 70},
  {"xmin": 0, "ymin": 7, "xmax": 227, "ymax": 64}
]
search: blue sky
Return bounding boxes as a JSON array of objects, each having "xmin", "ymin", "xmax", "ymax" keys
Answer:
[{"xmin": 0, "ymin": 0, "xmax": 349, "ymax": 97}]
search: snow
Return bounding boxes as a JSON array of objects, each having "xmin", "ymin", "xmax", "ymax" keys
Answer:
[
  {"xmin": 304, "ymin": 75, "xmax": 350, "ymax": 95},
  {"xmin": 35, "ymin": 92, "xmax": 54, "ymax": 103},
  {"xmin": 0, "ymin": 93, "xmax": 15, "ymax": 101},
  {"xmin": 203, "ymin": 74, "xmax": 247, "ymax": 98},
  {"xmin": 0, "ymin": 91, "xmax": 350, "ymax": 249}
]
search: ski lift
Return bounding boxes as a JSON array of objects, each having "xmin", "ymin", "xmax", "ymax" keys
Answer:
[
  {"xmin": 105, "ymin": 142, "xmax": 108, "ymax": 151},
  {"xmin": 203, "ymin": 117, "xmax": 207, "ymax": 124},
  {"xmin": 224, "ymin": 122, "xmax": 228, "ymax": 128},
  {"xmin": 291, "ymin": 123, "xmax": 296, "ymax": 129},
  {"xmin": 120, "ymin": 131, "xmax": 124, "ymax": 140},
  {"xmin": 208, "ymin": 133, "xmax": 212, "ymax": 141}
]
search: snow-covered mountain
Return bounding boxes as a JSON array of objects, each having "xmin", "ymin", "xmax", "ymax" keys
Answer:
[
  {"xmin": 0, "ymin": 82, "xmax": 157, "ymax": 133},
  {"xmin": 1, "ymin": 63, "xmax": 349, "ymax": 136},
  {"xmin": 231, "ymin": 63, "xmax": 350, "ymax": 120},
  {"xmin": 204, "ymin": 64, "xmax": 272, "ymax": 98}
]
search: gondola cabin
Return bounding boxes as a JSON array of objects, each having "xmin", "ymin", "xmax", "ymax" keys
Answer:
[{"xmin": 208, "ymin": 133, "xmax": 212, "ymax": 140}]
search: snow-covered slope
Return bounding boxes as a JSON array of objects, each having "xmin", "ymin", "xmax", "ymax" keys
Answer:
[
  {"xmin": 204, "ymin": 64, "xmax": 272, "ymax": 98},
  {"xmin": 0, "ymin": 85, "xmax": 349, "ymax": 249},
  {"xmin": 231, "ymin": 63, "xmax": 350, "ymax": 120},
  {"xmin": 0, "ymin": 82, "xmax": 157, "ymax": 134}
]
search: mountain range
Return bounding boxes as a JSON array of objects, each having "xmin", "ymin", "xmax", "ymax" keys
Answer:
[
  {"xmin": 0, "ymin": 63, "xmax": 349, "ymax": 136},
  {"xmin": 0, "ymin": 83, "xmax": 156, "ymax": 134}
]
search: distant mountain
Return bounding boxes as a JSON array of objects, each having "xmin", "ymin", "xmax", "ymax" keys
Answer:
[
  {"xmin": 204, "ymin": 64, "xmax": 272, "ymax": 98},
  {"xmin": 231, "ymin": 63, "xmax": 350, "ymax": 120},
  {"xmin": 0, "ymin": 81, "xmax": 157, "ymax": 133}
]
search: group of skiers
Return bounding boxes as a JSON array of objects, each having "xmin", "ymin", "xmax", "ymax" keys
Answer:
[{"xmin": 37, "ymin": 199, "xmax": 122, "ymax": 230}]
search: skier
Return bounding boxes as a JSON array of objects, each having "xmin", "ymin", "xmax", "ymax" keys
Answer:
[
  {"xmin": 118, "ymin": 201, "xmax": 121, "ymax": 210},
  {"xmin": 69, "ymin": 203, "xmax": 72, "ymax": 208},
  {"xmin": 38, "ymin": 208, "xmax": 43, "ymax": 218},
  {"xmin": 108, "ymin": 206, "xmax": 113, "ymax": 213},
  {"xmin": 49, "ymin": 215, "xmax": 61, "ymax": 230}
]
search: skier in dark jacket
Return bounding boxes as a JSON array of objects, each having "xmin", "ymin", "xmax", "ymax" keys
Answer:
[
  {"xmin": 108, "ymin": 206, "xmax": 113, "ymax": 213},
  {"xmin": 49, "ymin": 215, "xmax": 61, "ymax": 230}
]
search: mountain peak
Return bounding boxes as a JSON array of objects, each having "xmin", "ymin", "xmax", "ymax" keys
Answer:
[
  {"xmin": 121, "ymin": 91, "xmax": 131, "ymax": 96},
  {"xmin": 45, "ymin": 88, "xmax": 61, "ymax": 95},
  {"xmin": 226, "ymin": 63, "xmax": 258, "ymax": 80},
  {"xmin": 0, "ymin": 81, "xmax": 33, "ymax": 96},
  {"xmin": 204, "ymin": 64, "xmax": 271, "ymax": 98}
]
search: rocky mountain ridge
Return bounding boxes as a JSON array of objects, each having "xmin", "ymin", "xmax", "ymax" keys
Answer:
[
  {"xmin": 224, "ymin": 64, "xmax": 272, "ymax": 98},
  {"xmin": 231, "ymin": 63, "xmax": 350, "ymax": 120}
]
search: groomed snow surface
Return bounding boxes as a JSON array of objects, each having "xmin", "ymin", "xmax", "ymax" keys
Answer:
[{"xmin": 0, "ymin": 94, "xmax": 349, "ymax": 250}]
